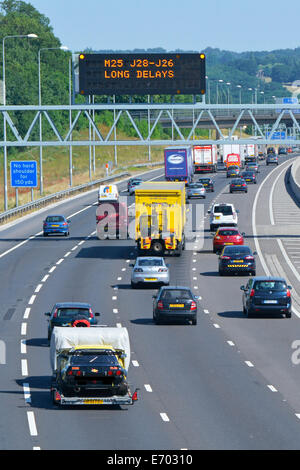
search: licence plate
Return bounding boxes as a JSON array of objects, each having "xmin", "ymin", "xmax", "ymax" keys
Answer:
[
  {"xmin": 263, "ymin": 300, "xmax": 278, "ymax": 304},
  {"xmin": 52, "ymin": 225, "xmax": 59, "ymax": 227},
  {"xmin": 215, "ymin": 216, "xmax": 220, "ymax": 220},
  {"xmin": 84, "ymin": 399, "xmax": 104, "ymax": 404},
  {"xmin": 193, "ymin": 193, "xmax": 200, "ymax": 195},
  {"xmin": 145, "ymin": 278, "xmax": 157, "ymax": 281},
  {"xmin": 233, "ymin": 260, "xmax": 243, "ymax": 263},
  {"xmin": 169, "ymin": 304, "xmax": 184, "ymax": 308},
  {"xmin": 235, "ymin": 185, "xmax": 241, "ymax": 187},
  {"xmin": 224, "ymin": 242, "xmax": 233, "ymax": 245}
]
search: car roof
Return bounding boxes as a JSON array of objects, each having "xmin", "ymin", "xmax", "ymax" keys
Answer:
[
  {"xmin": 218, "ymin": 226, "xmax": 239, "ymax": 231},
  {"xmin": 53, "ymin": 302, "xmax": 92, "ymax": 308},
  {"xmin": 159, "ymin": 286, "xmax": 192, "ymax": 290},
  {"xmin": 136, "ymin": 256, "xmax": 164, "ymax": 261},
  {"xmin": 214, "ymin": 203, "xmax": 234, "ymax": 208},
  {"xmin": 252, "ymin": 276, "xmax": 286, "ymax": 282},
  {"xmin": 46, "ymin": 214, "xmax": 66, "ymax": 218}
]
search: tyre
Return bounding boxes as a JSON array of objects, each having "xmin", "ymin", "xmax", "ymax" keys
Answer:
[
  {"xmin": 117, "ymin": 382, "xmax": 129, "ymax": 396},
  {"xmin": 251, "ymin": 270, "xmax": 256, "ymax": 276},
  {"xmin": 131, "ymin": 281, "xmax": 137, "ymax": 289},
  {"xmin": 243, "ymin": 306, "xmax": 246, "ymax": 315},
  {"xmin": 152, "ymin": 240, "xmax": 164, "ymax": 255},
  {"xmin": 286, "ymin": 312, "xmax": 292, "ymax": 318},
  {"xmin": 219, "ymin": 270, "xmax": 224, "ymax": 276},
  {"xmin": 43, "ymin": 232, "xmax": 48, "ymax": 237},
  {"xmin": 191, "ymin": 317, "xmax": 197, "ymax": 325},
  {"xmin": 64, "ymin": 232, "xmax": 68, "ymax": 237},
  {"xmin": 210, "ymin": 224, "xmax": 214, "ymax": 232}
]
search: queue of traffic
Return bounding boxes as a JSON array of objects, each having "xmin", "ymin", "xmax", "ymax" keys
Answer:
[{"xmin": 42, "ymin": 141, "xmax": 296, "ymax": 406}]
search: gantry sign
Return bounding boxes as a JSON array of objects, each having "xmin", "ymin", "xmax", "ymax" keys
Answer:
[{"xmin": 78, "ymin": 53, "xmax": 206, "ymax": 96}]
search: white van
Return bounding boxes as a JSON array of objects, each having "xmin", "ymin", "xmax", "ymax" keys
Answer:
[{"xmin": 98, "ymin": 184, "xmax": 119, "ymax": 203}]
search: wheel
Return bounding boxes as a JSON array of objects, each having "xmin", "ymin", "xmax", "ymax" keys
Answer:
[
  {"xmin": 286, "ymin": 312, "xmax": 292, "ymax": 318},
  {"xmin": 210, "ymin": 225, "xmax": 214, "ymax": 232},
  {"xmin": 152, "ymin": 240, "xmax": 164, "ymax": 255},
  {"xmin": 191, "ymin": 318, "xmax": 197, "ymax": 325},
  {"xmin": 219, "ymin": 270, "xmax": 224, "ymax": 276},
  {"xmin": 243, "ymin": 306, "xmax": 246, "ymax": 315},
  {"xmin": 43, "ymin": 232, "xmax": 48, "ymax": 237},
  {"xmin": 230, "ymin": 190, "xmax": 232, "ymax": 193},
  {"xmin": 247, "ymin": 309, "xmax": 252, "ymax": 318},
  {"xmin": 131, "ymin": 281, "xmax": 136, "ymax": 289},
  {"xmin": 245, "ymin": 190, "xmax": 248, "ymax": 193},
  {"xmin": 64, "ymin": 232, "xmax": 68, "ymax": 237},
  {"xmin": 251, "ymin": 270, "xmax": 256, "ymax": 276}
]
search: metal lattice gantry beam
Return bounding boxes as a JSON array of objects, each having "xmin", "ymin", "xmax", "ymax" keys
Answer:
[{"xmin": 1, "ymin": 103, "xmax": 300, "ymax": 147}]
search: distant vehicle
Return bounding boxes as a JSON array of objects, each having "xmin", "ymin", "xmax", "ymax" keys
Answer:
[
  {"xmin": 244, "ymin": 155, "xmax": 257, "ymax": 164},
  {"xmin": 266, "ymin": 154, "xmax": 278, "ymax": 166},
  {"xmin": 267, "ymin": 147, "xmax": 276, "ymax": 155},
  {"xmin": 186, "ymin": 182, "xmax": 206, "ymax": 199},
  {"xmin": 98, "ymin": 184, "xmax": 119, "ymax": 203},
  {"xmin": 278, "ymin": 147, "xmax": 287, "ymax": 155},
  {"xmin": 240, "ymin": 277, "xmax": 292, "ymax": 318},
  {"xmin": 225, "ymin": 153, "xmax": 241, "ymax": 169},
  {"xmin": 131, "ymin": 257, "xmax": 169, "ymax": 288},
  {"xmin": 241, "ymin": 171, "xmax": 257, "ymax": 184},
  {"xmin": 152, "ymin": 286, "xmax": 198, "ymax": 325},
  {"xmin": 193, "ymin": 145, "xmax": 217, "ymax": 173},
  {"xmin": 226, "ymin": 165, "xmax": 240, "ymax": 178},
  {"xmin": 128, "ymin": 178, "xmax": 143, "ymax": 193},
  {"xmin": 219, "ymin": 245, "xmax": 256, "ymax": 276},
  {"xmin": 43, "ymin": 215, "xmax": 70, "ymax": 237},
  {"xmin": 208, "ymin": 203, "xmax": 239, "ymax": 232},
  {"xmin": 287, "ymin": 147, "xmax": 293, "ymax": 153},
  {"xmin": 213, "ymin": 227, "xmax": 244, "ymax": 253},
  {"xmin": 245, "ymin": 162, "xmax": 259, "ymax": 173},
  {"xmin": 198, "ymin": 177, "xmax": 214, "ymax": 192},
  {"xmin": 45, "ymin": 302, "xmax": 100, "ymax": 340},
  {"xmin": 258, "ymin": 152, "xmax": 265, "ymax": 160},
  {"xmin": 164, "ymin": 146, "xmax": 193, "ymax": 184},
  {"xmin": 229, "ymin": 178, "xmax": 248, "ymax": 193}
]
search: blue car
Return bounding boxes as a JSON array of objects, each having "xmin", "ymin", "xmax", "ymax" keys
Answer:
[{"xmin": 43, "ymin": 215, "xmax": 70, "ymax": 237}]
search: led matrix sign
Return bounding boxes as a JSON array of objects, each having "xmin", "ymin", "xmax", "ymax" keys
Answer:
[{"xmin": 79, "ymin": 53, "xmax": 206, "ymax": 95}]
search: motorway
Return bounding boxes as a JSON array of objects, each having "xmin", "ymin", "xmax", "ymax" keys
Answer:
[{"xmin": 1, "ymin": 158, "xmax": 300, "ymax": 449}]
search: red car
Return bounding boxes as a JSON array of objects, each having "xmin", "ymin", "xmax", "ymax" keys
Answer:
[{"xmin": 213, "ymin": 227, "xmax": 245, "ymax": 253}]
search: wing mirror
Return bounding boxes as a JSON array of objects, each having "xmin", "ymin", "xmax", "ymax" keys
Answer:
[
  {"xmin": 94, "ymin": 312, "xmax": 100, "ymax": 316},
  {"xmin": 240, "ymin": 286, "xmax": 245, "ymax": 291},
  {"xmin": 44, "ymin": 312, "xmax": 51, "ymax": 316}
]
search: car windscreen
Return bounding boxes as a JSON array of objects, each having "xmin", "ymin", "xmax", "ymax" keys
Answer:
[
  {"xmin": 242, "ymin": 172, "xmax": 254, "ymax": 177},
  {"xmin": 218, "ymin": 230, "xmax": 239, "ymax": 236},
  {"xmin": 223, "ymin": 246, "xmax": 251, "ymax": 255},
  {"xmin": 56, "ymin": 308, "xmax": 90, "ymax": 317},
  {"xmin": 231, "ymin": 179, "xmax": 244, "ymax": 183},
  {"xmin": 214, "ymin": 206, "xmax": 233, "ymax": 215},
  {"xmin": 160, "ymin": 289, "xmax": 192, "ymax": 301},
  {"xmin": 188, "ymin": 184, "xmax": 203, "ymax": 188},
  {"xmin": 46, "ymin": 216, "xmax": 65, "ymax": 222},
  {"xmin": 199, "ymin": 179, "xmax": 210, "ymax": 184},
  {"xmin": 138, "ymin": 259, "xmax": 163, "ymax": 267},
  {"xmin": 253, "ymin": 281, "xmax": 287, "ymax": 291}
]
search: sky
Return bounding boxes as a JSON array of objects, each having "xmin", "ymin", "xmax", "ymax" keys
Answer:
[{"xmin": 25, "ymin": 0, "xmax": 300, "ymax": 53}]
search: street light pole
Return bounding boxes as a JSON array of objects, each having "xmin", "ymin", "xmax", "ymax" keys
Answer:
[
  {"xmin": 38, "ymin": 45, "xmax": 69, "ymax": 195},
  {"xmin": 2, "ymin": 34, "xmax": 38, "ymax": 211}
]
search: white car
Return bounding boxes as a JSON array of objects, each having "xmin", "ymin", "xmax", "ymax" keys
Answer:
[{"xmin": 208, "ymin": 203, "xmax": 239, "ymax": 231}]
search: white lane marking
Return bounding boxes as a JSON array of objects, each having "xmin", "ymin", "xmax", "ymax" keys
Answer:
[
  {"xmin": 21, "ymin": 323, "xmax": 27, "ymax": 335},
  {"xmin": 33, "ymin": 447, "xmax": 41, "ymax": 451},
  {"xmin": 49, "ymin": 266, "xmax": 56, "ymax": 273},
  {"xmin": 227, "ymin": 341, "xmax": 235, "ymax": 346},
  {"xmin": 35, "ymin": 284, "xmax": 42, "ymax": 293},
  {"xmin": 56, "ymin": 258, "xmax": 64, "ymax": 265},
  {"xmin": 295, "ymin": 414, "xmax": 300, "ymax": 420},
  {"xmin": 113, "ymin": 309, "xmax": 118, "ymax": 314},
  {"xmin": 245, "ymin": 361, "xmax": 254, "ymax": 367},
  {"xmin": 23, "ymin": 308, "xmax": 31, "ymax": 319},
  {"xmin": 117, "ymin": 277, "xmax": 122, "ymax": 281},
  {"xmin": 28, "ymin": 295, "xmax": 36, "ymax": 305},
  {"xmin": 144, "ymin": 384, "xmax": 153, "ymax": 392},
  {"xmin": 41, "ymin": 274, "xmax": 49, "ymax": 283},
  {"xmin": 71, "ymin": 246, "xmax": 78, "ymax": 251},
  {"xmin": 194, "ymin": 286, "xmax": 198, "ymax": 290},
  {"xmin": 27, "ymin": 411, "xmax": 38, "ymax": 436},
  {"xmin": 78, "ymin": 240, "xmax": 85, "ymax": 246},
  {"xmin": 23, "ymin": 383, "xmax": 31, "ymax": 403},
  {"xmin": 64, "ymin": 251, "xmax": 71, "ymax": 257},
  {"xmin": 21, "ymin": 339, "xmax": 27, "ymax": 354},
  {"xmin": 116, "ymin": 323, "xmax": 122, "ymax": 328},
  {"xmin": 192, "ymin": 259, "xmax": 196, "ymax": 263},
  {"xmin": 192, "ymin": 268, "xmax": 196, "ymax": 271},
  {"xmin": 193, "ymin": 277, "xmax": 197, "ymax": 280},
  {"xmin": 132, "ymin": 360, "xmax": 139, "ymax": 367},
  {"xmin": 21, "ymin": 359, "xmax": 28, "ymax": 376},
  {"xmin": 267, "ymin": 385, "xmax": 278, "ymax": 392},
  {"xmin": 213, "ymin": 323, "xmax": 220, "ymax": 328},
  {"xmin": 160, "ymin": 413, "xmax": 170, "ymax": 422},
  {"xmin": 112, "ymin": 296, "xmax": 117, "ymax": 300},
  {"xmin": 122, "ymin": 268, "xmax": 126, "ymax": 271},
  {"xmin": 114, "ymin": 286, "xmax": 118, "ymax": 291}
]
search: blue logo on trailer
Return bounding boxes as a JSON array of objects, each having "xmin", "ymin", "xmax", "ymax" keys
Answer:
[
  {"xmin": 10, "ymin": 161, "xmax": 38, "ymax": 187},
  {"xmin": 164, "ymin": 149, "xmax": 188, "ymax": 178}
]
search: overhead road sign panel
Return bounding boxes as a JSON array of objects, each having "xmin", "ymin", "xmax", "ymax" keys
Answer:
[
  {"xmin": 265, "ymin": 131, "xmax": 286, "ymax": 140},
  {"xmin": 78, "ymin": 53, "xmax": 206, "ymax": 96},
  {"xmin": 10, "ymin": 161, "xmax": 38, "ymax": 188}
]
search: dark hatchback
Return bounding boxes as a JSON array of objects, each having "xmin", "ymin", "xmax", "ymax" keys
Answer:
[
  {"xmin": 227, "ymin": 166, "xmax": 240, "ymax": 178},
  {"xmin": 241, "ymin": 171, "xmax": 257, "ymax": 184},
  {"xmin": 240, "ymin": 277, "xmax": 292, "ymax": 318},
  {"xmin": 198, "ymin": 177, "xmax": 214, "ymax": 192},
  {"xmin": 45, "ymin": 302, "xmax": 100, "ymax": 339},
  {"xmin": 219, "ymin": 245, "xmax": 256, "ymax": 276},
  {"xmin": 230, "ymin": 178, "xmax": 248, "ymax": 193},
  {"xmin": 152, "ymin": 286, "xmax": 198, "ymax": 325},
  {"xmin": 43, "ymin": 215, "xmax": 70, "ymax": 237},
  {"xmin": 266, "ymin": 154, "xmax": 278, "ymax": 166}
]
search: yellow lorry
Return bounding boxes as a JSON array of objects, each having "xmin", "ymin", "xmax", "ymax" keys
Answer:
[{"xmin": 134, "ymin": 182, "xmax": 186, "ymax": 256}]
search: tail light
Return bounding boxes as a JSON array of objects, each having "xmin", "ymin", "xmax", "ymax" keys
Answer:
[
  {"xmin": 245, "ymin": 256, "xmax": 254, "ymax": 260},
  {"xmin": 250, "ymin": 289, "xmax": 255, "ymax": 297},
  {"xmin": 215, "ymin": 236, "xmax": 221, "ymax": 240},
  {"xmin": 157, "ymin": 301, "xmax": 164, "ymax": 309},
  {"xmin": 132, "ymin": 390, "xmax": 138, "ymax": 401},
  {"xmin": 67, "ymin": 370, "xmax": 73, "ymax": 376},
  {"xmin": 62, "ymin": 222, "xmax": 68, "ymax": 226},
  {"xmin": 53, "ymin": 309, "xmax": 58, "ymax": 318},
  {"xmin": 115, "ymin": 370, "xmax": 122, "ymax": 376},
  {"xmin": 107, "ymin": 370, "xmax": 113, "ymax": 376},
  {"xmin": 287, "ymin": 289, "xmax": 291, "ymax": 298},
  {"xmin": 221, "ymin": 255, "xmax": 230, "ymax": 260},
  {"xmin": 242, "ymin": 184, "xmax": 246, "ymax": 187},
  {"xmin": 76, "ymin": 371, "xmax": 82, "ymax": 376},
  {"xmin": 158, "ymin": 268, "xmax": 168, "ymax": 272},
  {"xmin": 190, "ymin": 301, "xmax": 197, "ymax": 311},
  {"xmin": 89, "ymin": 308, "xmax": 94, "ymax": 318}
]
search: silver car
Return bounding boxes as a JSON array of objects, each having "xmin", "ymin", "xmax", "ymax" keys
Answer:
[
  {"xmin": 186, "ymin": 183, "xmax": 206, "ymax": 199},
  {"xmin": 131, "ymin": 257, "xmax": 169, "ymax": 288}
]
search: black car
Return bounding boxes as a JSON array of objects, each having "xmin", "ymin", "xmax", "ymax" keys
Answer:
[
  {"xmin": 230, "ymin": 178, "xmax": 248, "ymax": 193},
  {"xmin": 152, "ymin": 286, "xmax": 198, "ymax": 325},
  {"xmin": 45, "ymin": 302, "xmax": 100, "ymax": 340},
  {"xmin": 240, "ymin": 277, "xmax": 292, "ymax": 318},
  {"xmin": 266, "ymin": 154, "xmax": 278, "ymax": 166},
  {"xmin": 241, "ymin": 171, "xmax": 257, "ymax": 184},
  {"xmin": 278, "ymin": 147, "xmax": 287, "ymax": 155},
  {"xmin": 198, "ymin": 177, "xmax": 214, "ymax": 192},
  {"xmin": 226, "ymin": 166, "xmax": 240, "ymax": 178},
  {"xmin": 244, "ymin": 156, "xmax": 257, "ymax": 164},
  {"xmin": 267, "ymin": 147, "xmax": 276, "ymax": 155},
  {"xmin": 219, "ymin": 245, "xmax": 256, "ymax": 276}
]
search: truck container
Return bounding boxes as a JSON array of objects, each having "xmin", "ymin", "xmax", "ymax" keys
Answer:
[
  {"xmin": 193, "ymin": 145, "xmax": 217, "ymax": 173},
  {"xmin": 222, "ymin": 141, "xmax": 240, "ymax": 163},
  {"xmin": 50, "ymin": 327, "xmax": 138, "ymax": 406},
  {"xmin": 135, "ymin": 181, "xmax": 186, "ymax": 256},
  {"xmin": 164, "ymin": 146, "xmax": 193, "ymax": 184},
  {"xmin": 225, "ymin": 153, "xmax": 241, "ymax": 168}
]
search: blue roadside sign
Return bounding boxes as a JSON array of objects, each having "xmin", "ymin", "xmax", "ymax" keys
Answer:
[
  {"xmin": 265, "ymin": 131, "xmax": 286, "ymax": 140},
  {"xmin": 10, "ymin": 161, "xmax": 38, "ymax": 188}
]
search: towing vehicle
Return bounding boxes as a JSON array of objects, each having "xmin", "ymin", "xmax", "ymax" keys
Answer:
[
  {"xmin": 50, "ymin": 327, "xmax": 138, "ymax": 406},
  {"xmin": 135, "ymin": 181, "xmax": 186, "ymax": 256}
]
